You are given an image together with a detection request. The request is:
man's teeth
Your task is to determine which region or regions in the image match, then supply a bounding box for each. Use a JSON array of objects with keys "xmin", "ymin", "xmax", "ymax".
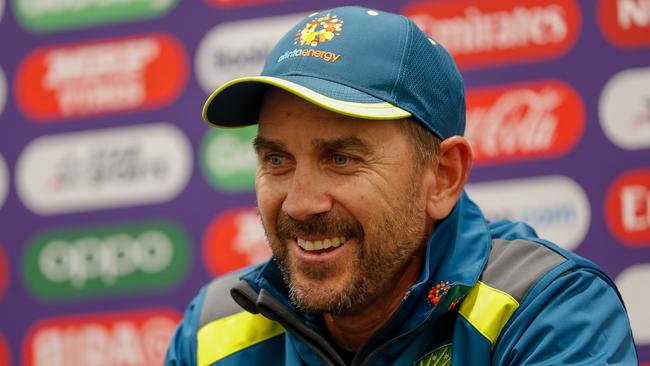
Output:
[{"xmin": 297, "ymin": 237, "xmax": 347, "ymax": 251}]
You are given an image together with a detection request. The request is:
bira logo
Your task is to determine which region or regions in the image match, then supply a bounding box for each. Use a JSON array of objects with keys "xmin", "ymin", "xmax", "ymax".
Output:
[
  {"xmin": 598, "ymin": 0, "xmax": 650, "ymax": 48},
  {"xmin": 465, "ymin": 80, "xmax": 585, "ymax": 165},
  {"xmin": 402, "ymin": 0, "xmax": 581, "ymax": 69},
  {"xmin": 606, "ymin": 169, "xmax": 650, "ymax": 246},
  {"xmin": 15, "ymin": 33, "xmax": 187, "ymax": 122},
  {"xmin": 203, "ymin": 207, "xmax": 272, "ymax": 276},
  {"xmin": 22, "ymin": 308, "xmax": 180, "ymax": 366},
  {"xmin": 22, "ymin": 220, "xmax": 190, "ymax": 301}
]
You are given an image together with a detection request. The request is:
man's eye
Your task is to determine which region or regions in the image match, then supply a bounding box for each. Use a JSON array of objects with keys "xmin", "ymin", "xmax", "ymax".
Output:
[
  {"xmin": 333, "ymin": 154, "xmax": 349, "ymax": 165},
  {"xmin": 268, "ymin": 155, "xmax": 284, "ymax": 166}
]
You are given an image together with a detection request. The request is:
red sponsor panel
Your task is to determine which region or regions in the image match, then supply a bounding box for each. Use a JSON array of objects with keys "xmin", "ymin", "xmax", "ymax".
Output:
[
  {"xmin": 465, "ymin": 80, "xmax": 585, "ymax": 165},
  {"xmin": 203, "ymin": 207, "xmax": 272, "ymax": 276},
  {"xmin": 0, "ymin": 245, "xmax": 8, "ymax": 300},
  {"xmin": 206, "ymin": 0, "xmax": 285, "ymax": 7},
  {"xmin": 0, "ymin": 332, "xmax": 11, "ymax": 366},
  {"xmin": 598, "ymin": 0, "xmax": 650, "ymax": 48},
  {"xmin": 402, "ymin": 0, "xmax": 581, "ymax": 69},
  {"xmin": 22, "ymin": 308, "xmax": 180, "ymax": 366},
  {"xmin": 606, "ymin": 169, "xmax": 650, "ymax": 246},
  {"xmin": 15, "ymin": 33, "xmax": 188, "ymax": 122}
]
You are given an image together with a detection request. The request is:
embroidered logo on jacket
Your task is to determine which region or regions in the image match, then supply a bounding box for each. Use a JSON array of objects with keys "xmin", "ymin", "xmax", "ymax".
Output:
[{"xmin": 414, "ymin": 343, "xmax": 452, "ymax": 366}]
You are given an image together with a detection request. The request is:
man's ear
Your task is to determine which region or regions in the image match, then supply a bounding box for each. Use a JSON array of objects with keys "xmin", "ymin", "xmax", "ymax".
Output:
[{"xmin": 424, "ymin": 136, "xmax": 473, "ymax": 220}]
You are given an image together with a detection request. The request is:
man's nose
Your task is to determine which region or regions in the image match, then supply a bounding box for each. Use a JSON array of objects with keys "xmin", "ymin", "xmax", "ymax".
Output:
[{"xmin": 282, "ymin": 165, "xmax": 332, "ymax": 221}]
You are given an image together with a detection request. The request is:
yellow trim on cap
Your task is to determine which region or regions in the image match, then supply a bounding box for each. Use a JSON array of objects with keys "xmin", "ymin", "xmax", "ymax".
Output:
[
  {"xmin": 197, "ymin": 311, "xmax": 285, "ymax": 366},
  {"xmin": 458, "ymin": 281, "xmax": 519, "ymax": 348},
  {"xmin": 202, "ymin": 76, "xmax": 412, "ymax": 126}
]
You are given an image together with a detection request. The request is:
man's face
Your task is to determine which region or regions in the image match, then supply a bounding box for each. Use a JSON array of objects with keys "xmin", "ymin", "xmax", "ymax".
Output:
[{"xmin": 255, "ymin": 89, "xmax": 430, "ymax": 315}]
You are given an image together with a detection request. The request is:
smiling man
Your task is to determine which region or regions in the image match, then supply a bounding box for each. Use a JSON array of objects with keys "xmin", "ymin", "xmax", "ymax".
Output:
[{"xmin": 166, "ymin": 6, "xmax": 638, "ymax": 366}]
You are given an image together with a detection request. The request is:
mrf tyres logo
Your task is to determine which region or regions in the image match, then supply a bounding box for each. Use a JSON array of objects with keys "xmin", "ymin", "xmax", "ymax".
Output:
[
  {"xmin": 22, "ymin": 220, "xmax": 190, "ymax": 301},
  {"xmin": 599, "ymin": 67, "xmax": 650, "ymax": 150},
  {"xmin": 277, "ymin": 12, "xmax": 344, "ymax": 64},
  {"xmin": 13, "ymin": 0, "xmax": 177, "ymax": 32},
  {"xmin": 16, "ymin": 122, "xmax": 192, "ymax": 215},
  {"xmin": 465, "ymin": 80, "xmax": 585, "ymax": 165},
  {"xmin": 402, "ymin": 0, "xmax": 581, "ymax": 69},
  {"xmin": 203, "ymin": 207, "xmax": 272, "ymax": 276},
  {"xmin": 195, "ymin": 12, "xmax": 305, "ymax": 95},
  {"xmin": 606, "ymin": 169, "xmax": 650, "ymax": 246},
  {"xmin": 16, "ymin": 33, "xmax": 187, "ymax": 122},
  {"xmin": 466, "ymin": 175, "xmax": 590, "ymax": 251},
  {"xmin": 598, "ymin": 0, "xmax": 650, "ymax": 48},
  {"xmin": 22, "ymin": 308, "xmax": 180, "ymax": 366},
  {"xmin": 201, "ymin": 125, "xmax": 257, "ymax": 193}
]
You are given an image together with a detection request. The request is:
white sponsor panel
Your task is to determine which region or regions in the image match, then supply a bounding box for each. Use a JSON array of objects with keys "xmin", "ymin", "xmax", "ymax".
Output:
[
  {"xmin": 0, "ymin": 0, "xmax": 4, "ymax": 24},
  {"xmin": 599, "ymin": 67, "xmax": 650, "ymax": 150},
  {"xmin": 615, "ymin": 264, "xmax": 650, "ymax": 344},
  {"xmin": 195, "ymin": 12, "xmax": 306, "ymax": 94},
  {"xmin": 16, "ymin": 123, "xmax": 192, "ymax": 215},
  {"xmin": 0, "ymin": 154, "xmax": 8, "ymax": 211},
  {"xmin": 0, "ymin": 67, "xmax": 6, "ymax": 117},
  {"xmin": 466, "ymin": 176, "xmax": 590, "ymax": 251}
]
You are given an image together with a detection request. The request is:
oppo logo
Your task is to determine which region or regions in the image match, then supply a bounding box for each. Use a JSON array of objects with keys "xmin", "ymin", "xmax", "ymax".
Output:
[
  {"xmin": 23, "ymin": 220, "xmax": 190, "ymax": 300},
  {"xmin": 616, "ymin": 264, "xmax": 650, "ymax": 345},
  {"xmin": 0, "ymin": 154, "xmax": 8, "ymax": 211},
  {"xmin": 599, "ymin": 67, "xmax": 650, "ymax": 150},
  {"xmin": 402, "ymin": 0, "xmax": 581, "ymax": 69},
  {"xmin": 466, "ymin": 80, "xmax": 585, "ymax": 165},
  {"xmin": 16, "ymin": 33, "xmax": 187, "ymax": 122},
  {"xmin": 16, "ymin": 123, "xmax": 192, "ymax": 215},
  {"xmin": 195, "ymin": 12, "xmax": 305, "ymax": 95},
  {"xmin": 466, "ymin": 176, "xmax": 590, "ymax": 251},
  {"xmin": 605, "ymin": 168, "xmax": 650, "ymax": 245},
  {"xmin": 22, "ymin": 308, "xmax": 180, "ymax": 366},
  {"xmin": 598, "ymin": 0, "xmax": 650, "ymax": 48},
  {"xmin": 203, "ymin": 207, "xmax": 272, "ymax": 276}
]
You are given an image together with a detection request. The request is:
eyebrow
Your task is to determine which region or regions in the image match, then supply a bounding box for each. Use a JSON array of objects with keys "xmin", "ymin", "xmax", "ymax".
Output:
[{"xmin": 253, "ymin": 136, "xmax": 373, "ymax": 156}]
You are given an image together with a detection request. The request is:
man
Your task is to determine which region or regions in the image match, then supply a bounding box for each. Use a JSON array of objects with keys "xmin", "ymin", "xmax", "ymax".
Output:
[{"xmin": 166, "ymin": 6, "xmax": 638, "ymax": 365}]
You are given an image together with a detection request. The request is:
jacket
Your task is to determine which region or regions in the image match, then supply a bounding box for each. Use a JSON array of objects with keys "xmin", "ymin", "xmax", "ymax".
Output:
[{"xmin": 165, "ymin": 192, "xmax": 638, "ymax": 365}]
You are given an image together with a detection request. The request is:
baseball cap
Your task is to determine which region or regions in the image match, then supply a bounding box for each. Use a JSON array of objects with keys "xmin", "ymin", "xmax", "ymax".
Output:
[{"xmin": 202, "ymin": 6, "xmax": 465, "ymax": 140}]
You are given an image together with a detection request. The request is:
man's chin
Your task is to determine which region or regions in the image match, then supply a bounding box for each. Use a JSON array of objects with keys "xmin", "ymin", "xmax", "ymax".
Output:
[{"xmin": 287, "ymin": 275, "xmax": 356, "ymax": 314}]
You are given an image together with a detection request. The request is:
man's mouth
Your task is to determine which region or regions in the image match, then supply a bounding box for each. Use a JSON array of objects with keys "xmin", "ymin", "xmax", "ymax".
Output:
[{"xmin": 297, "ymin": 236, "xmax": 348, "ymax": 252}]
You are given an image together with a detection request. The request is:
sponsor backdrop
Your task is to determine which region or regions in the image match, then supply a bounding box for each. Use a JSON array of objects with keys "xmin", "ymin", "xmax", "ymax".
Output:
[{"xmin": 0, "ymin": 0, "xmax": 648, "ymax": 364}]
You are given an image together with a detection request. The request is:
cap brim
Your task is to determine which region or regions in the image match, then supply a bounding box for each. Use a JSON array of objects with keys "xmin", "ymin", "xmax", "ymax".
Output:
[{"xmin": 202, "ymin": 75, "xmax": 412, "ymax": 127}]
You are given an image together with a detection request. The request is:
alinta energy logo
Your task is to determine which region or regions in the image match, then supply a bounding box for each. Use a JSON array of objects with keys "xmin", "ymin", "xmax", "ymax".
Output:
[
  {"xmin": 202, "ymin": 207, "xmax": 272, "ymax": 276},
  {"xmin": 22, "ymin": 220, "xmax": 190, "ymax": 301},
  {"xmin": 277, "ymin": 12, "xmax": 344, "ymax": 64},
  {"xmin": 13, "ymin": 0, "xmax": 178, "ymax": 32},
  {"xmin": 22, "ymin": 308, "xmax": 180, "ymax": 366},
  {"xmin": 465, "ymin": 80, "xmax": 585, "ymax": 165},
  {"xmin": 598, "ymin": 0, "xmax": 650, "ymax": 48},
  {"xmin": 402, "ymin": 0, "xmax": 581, "ymax": 69},
  {"xmin": 15, "ymin": 33, "xmax": 187, "ymax": 122},
  {"xmin": 605, "ymin": 168, "xmax": 650, "ymax": 246}
]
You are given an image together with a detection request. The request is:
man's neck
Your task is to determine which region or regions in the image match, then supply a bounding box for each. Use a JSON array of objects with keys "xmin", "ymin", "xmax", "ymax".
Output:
[{"xmin": 322, "ymin": 249, "xmax": 425, "ymax": 350}]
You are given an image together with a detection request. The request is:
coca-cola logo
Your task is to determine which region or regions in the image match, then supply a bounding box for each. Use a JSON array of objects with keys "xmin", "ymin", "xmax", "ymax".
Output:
[
  {"xmin": 401, "ymin": 0, "xmax": 581, "ymax": 69},
  {"xmin": 202, "ymin": 207, "xmax": 272, "ymax": 276},
  {"xmin": 22, "ymin": 308, "xmax": 180, "ymax": 366},
  {"xmin": 605, "ymin": 169, "xmax": 650, "ymax": 246},
  {"xmin": 15, "ymin": 33, "xmax": 187, "ymax": 122},
  {"xmin": 465, "ymin": 80, "xmax": 585, "ymax": 165},
  {"xmin": 598, "ymin": 0, "xmax": 650, "ymax": 48}
]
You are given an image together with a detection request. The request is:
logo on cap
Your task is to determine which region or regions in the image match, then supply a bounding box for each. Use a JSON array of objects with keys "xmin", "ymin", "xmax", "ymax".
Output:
[{"xmin": 294, "ymin": 13, "xmax": 343, "ymax": 47}]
